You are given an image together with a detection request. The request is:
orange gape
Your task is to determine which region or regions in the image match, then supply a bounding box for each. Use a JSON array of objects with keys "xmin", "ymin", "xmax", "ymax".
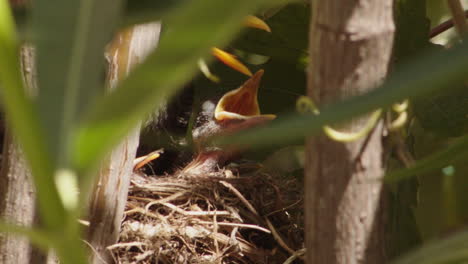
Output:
[
  {"xmin": 215, "ymin": 70, "xmax": 275, "ymax": 122},
  {"xmin": 222, "ymin": 90, "xmax": 256, "ymax": 116}
]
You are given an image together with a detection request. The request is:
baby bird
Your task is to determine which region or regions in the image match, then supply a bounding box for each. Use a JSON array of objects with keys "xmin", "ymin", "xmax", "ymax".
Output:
[{"xmin": 183, "ymin": 69, "xmax": 276, "ymax": 176}]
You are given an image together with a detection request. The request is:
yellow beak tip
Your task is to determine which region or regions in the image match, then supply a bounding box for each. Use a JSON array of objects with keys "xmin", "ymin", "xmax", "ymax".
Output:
[
  {"xmin": 244, "ymin": 15, "xmax": 272, "ymax": 32},
  {"xmin": 212, "ymin": 47, "xmax": 253, "ymax": 77}
]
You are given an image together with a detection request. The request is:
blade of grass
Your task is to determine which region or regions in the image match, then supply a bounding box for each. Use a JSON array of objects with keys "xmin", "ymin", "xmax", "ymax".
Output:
[
  {"xmin": 73, "ymin": 0, "xmax": 278, "ymax": 170},
  {"xmin": 392, "ymin": 229, "xmax": 468, "ymax": 264},
  {"xmin": 0, "ymin": 0, "xmax": 65, "ymax": 229},
  {"xmin": 212, "ymin": 40, "xmax": 468, "ymax": 148}
]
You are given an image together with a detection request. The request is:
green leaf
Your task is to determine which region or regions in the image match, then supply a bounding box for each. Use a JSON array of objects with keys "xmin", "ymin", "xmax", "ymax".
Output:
[
  {"xmin": 73, "ymin": 0, "xmax": 282, "ymax": 170},
  {"xmin": 385, "ymin": 135, "xmax": 468, "ymax": 182},
  {"xmin": 392, "ymin": 229, "xmax": 468, "ymax": 264},
  {"xmin": 13, "ymin": 1, "xmax": 183, "ymax": 42},
  {"xmin": 0, "ymin": 222, "xmax": 53, "ymax": 251},
  {"xmin": 212, "ymin": 39, "xmax": 468, "ymax": 148},
  {"xmin": 0, "ymin": 0, "xmax": 65, "ymax": 229},
  {"xmin": 32, "ymin": 0, "xmax": 123, "ymax": 167},
  {"xmin": 121, "ymin": 0, "xmax": 186, "ymax": 27},
  {"xmin": 15, "ymin": 0, "xmax": 294, "ymax": 42}
]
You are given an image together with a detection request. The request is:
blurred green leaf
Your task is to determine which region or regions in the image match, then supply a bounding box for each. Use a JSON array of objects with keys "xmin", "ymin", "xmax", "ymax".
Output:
[
  {"xmin": 12, "ymin": 1, "xmax": 182, "ymax": 41},
  {"xmin": 73, "ymin": 0, "xmax": 283, "ymax": 170},
  {"xmin": 0, "ymin": 222, "xmax": 53, "ymax": 251},
  {"xmin": 0, "ymin": 0, "xmax": 65, "ymax": 228},
  {"xmin": 14, "ymin": 0, "xmax": 294, "ymax": 41},
  {"xmin": 122, "ymin": 0, "xmax": 186, "ymax": 26},
  {"xmin": 33, "ymin": 0, "xmax": 123, "ymax": 167},
  {"xmin": 213, "ymin": 39, "xmax": 468, "ymax": 148},
  {"xmin": 392, "ymin": 229, "xmax": 468, "ymax": 264},
  {"xmin": 27, "ymin": 0, "xmax": 124, "ymax": 262},
  {"xmin": 385, "ymin": 135, "xmax": 468, "ymax": 182}
]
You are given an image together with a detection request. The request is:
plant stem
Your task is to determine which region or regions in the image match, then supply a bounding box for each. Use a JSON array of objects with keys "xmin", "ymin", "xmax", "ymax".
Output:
[
  {"xmin": 429, "ymin": 10, "xmax": 468, "ymax": 38},
  {"xmin": 447, "ymin": 0, "xmax": 468, "ymax": 36}
]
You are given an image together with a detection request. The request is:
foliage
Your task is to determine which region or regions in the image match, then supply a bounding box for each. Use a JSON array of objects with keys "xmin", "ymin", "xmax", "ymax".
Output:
[
  {"xmin": 0, "ymin": 0, "xmax": 467, "ymax": 263},
  {"xmin": 0, "ymin": 0, "xmax": 293, "ymax": 263}
]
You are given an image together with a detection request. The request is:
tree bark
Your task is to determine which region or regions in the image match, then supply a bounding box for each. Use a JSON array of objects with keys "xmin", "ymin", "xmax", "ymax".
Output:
[
  {"xmin": 0, "ymin": 130, "xmax": 36, "ymax": 264},
  {"xmin": 0, "ymin": 46, "xmax": 40, "ymax": 264},
  {"xmin": 305, "ymin": 1, "xmax": 394, "ymax": 263},
  {"xmin": 87, "ymin": 22, "xmax": 161, "ymax": 264}
]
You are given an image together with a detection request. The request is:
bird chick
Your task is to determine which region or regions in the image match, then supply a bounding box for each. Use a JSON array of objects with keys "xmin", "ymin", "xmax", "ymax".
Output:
[{"xmin": 183, "ymin": 70, "xmax": 275, "ymax": 176}]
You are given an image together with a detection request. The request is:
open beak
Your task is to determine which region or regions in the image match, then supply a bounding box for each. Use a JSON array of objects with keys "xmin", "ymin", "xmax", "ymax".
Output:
[
  {"xmin": 214, "ymin": 69, "xmax": 276, "ymax": 122},
  {"xmin": 185, "ymin": 70, "xmax": 275, "ymax": 175}
]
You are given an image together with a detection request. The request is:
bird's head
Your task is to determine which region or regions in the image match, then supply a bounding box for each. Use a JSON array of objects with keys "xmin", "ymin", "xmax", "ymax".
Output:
[
  {"xmin": 186, "ymin": 69, "xmax": 275, "ymax": 175},
  {"xmin": 193, "ymin": 69, "xmax": 276, "ymax": 146}
]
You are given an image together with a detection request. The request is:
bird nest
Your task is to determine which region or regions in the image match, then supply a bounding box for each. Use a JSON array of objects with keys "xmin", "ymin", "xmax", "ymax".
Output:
[{"xmin": 109, "ymin": 166, "xmax": 304, "ymax": 264}]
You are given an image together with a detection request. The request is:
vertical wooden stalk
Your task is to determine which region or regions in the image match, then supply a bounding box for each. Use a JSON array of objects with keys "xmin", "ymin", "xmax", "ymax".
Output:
[
  {"xmin": 87, "ymin": 22, "xmax": 161, "ymax": 264},
  {"xmin": 0, "ymin": 131, "xmax": 36, "ymax": 264},
  {"xmin": 0, "ymin": 46, "xmax": 39, "ymax": 264},
  {"xmin": 305, "ymin": 1, "xmax": 394, "ymax": 263}
]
